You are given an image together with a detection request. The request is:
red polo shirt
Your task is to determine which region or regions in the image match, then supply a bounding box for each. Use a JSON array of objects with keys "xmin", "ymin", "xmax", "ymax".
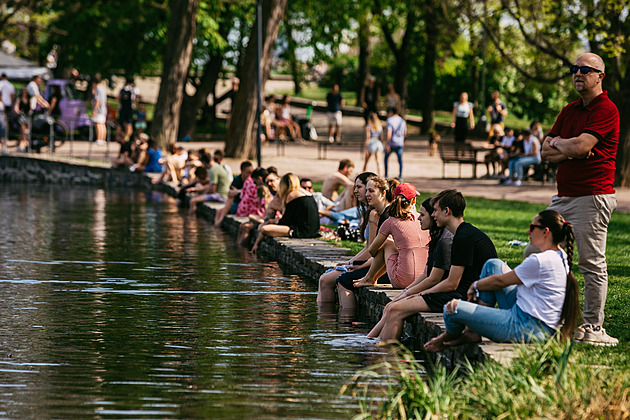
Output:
[{"xmin": 548, "ymin": 91, "xmax": 619, "ymax": 197}]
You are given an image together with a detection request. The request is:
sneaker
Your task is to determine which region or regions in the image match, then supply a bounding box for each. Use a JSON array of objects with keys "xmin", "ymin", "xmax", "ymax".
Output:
[
  {"xmin": 504, "ymin": 179, "xmax": 513, "ymax": 186},
  {"xmin": 573, "ymin": 323, "xmax": 590, "ymax": 341},
  {"xmin": 582, "ymin": 325, "xmax": 619, "ymax": 347},
  {"xmin": 514, "ymin": 180, "xmax": 522, "ymax": 186},
  {"xmin": 328, "ymin": 136, "xmax": 334, "ymax": 143}
]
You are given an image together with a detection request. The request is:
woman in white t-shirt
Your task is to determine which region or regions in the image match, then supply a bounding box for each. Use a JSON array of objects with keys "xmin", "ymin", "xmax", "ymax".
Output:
[
  {"xmin": 450, "ymin": 92, "xmax": 475, "ymax": 143},
  {"xmin": 425, "ymin": 210, "xmax": 579, "ymax": 352}
]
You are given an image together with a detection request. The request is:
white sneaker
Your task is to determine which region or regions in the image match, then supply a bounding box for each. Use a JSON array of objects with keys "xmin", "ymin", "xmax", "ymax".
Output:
[
  {"xmin": 514, "ymin": 180, "xmax": 522, "ymax": 186},
  {"xmin": 573, "ymin": 323, "xmax": 590, "ymax": 341},
  {"xmin": 328, "ymin": 136, "xmax": 334, "ymax": 143},
  {"xmin": 582, "ymin": 325, "xmax": 618, "ymax": 347},
  {"xmin": 96, "ymin": 140, "xmax": 106, "ymax": 146}
]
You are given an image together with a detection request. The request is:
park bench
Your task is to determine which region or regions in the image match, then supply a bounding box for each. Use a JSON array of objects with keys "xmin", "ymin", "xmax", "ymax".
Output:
[
  {"xmin": 438, "ymin": 142, "xmax": 485, "ymax": 178},
  {"xmin": 314, "ymin": 139, "xmax": 364, "ymax": 160}
]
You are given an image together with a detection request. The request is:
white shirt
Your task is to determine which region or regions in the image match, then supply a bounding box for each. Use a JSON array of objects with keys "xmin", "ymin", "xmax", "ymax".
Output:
[
  {"xmin": 27, "ymin": 80, "xmax": 40, "ymax": 110},
  {"xmin": 514, "ymin": 249, "xmax": 569, "ymax": 329},
  {"xmin": 0, "ymin": 80, "xmax": 15, "ymax": 108}
]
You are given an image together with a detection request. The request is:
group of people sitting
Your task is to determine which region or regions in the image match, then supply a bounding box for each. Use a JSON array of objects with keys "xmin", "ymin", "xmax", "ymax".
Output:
[
  {"xmin": 483, "ymin": 121, "xmax": 545, "ymax": 186},
  {"xmin": 260, "ymin": 95, "xmax": 303, "ymax": 142},
  {"xmin": 140, "ymin": 143, "xmax": 578, "ymax": 352},
  {"xmin": 316, "ymin": 173, "xmax": 579, "ymax": 351}
]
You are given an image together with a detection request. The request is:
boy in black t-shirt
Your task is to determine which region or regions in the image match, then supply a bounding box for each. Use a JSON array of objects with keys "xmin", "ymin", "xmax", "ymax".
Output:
[{"xmin": 415, "ymin": 189, "xmax": 497, "ymax": 312}]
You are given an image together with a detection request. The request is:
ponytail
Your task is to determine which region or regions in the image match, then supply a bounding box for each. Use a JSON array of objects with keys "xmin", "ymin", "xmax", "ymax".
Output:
[
  {"xmin": 559, "ymin": 221, "xmax": 579, "ymax": 339},
  {"xmin": 537, "ymin": 210, "xmax": 578, "ymax": 339},
  {"xmin": 389, "ymin": 195, "xmax": 414, "ymax": 220}
]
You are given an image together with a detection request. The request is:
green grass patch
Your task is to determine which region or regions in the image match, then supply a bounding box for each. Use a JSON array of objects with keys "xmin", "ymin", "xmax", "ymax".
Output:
[{"xmin": 344, "ymin": 339, "xmax": 630, "ymax": 419}]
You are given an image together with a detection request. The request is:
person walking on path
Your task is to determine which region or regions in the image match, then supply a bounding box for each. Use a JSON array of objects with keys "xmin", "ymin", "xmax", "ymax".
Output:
[
  {"xmin": 384, "ymin": 83, "xmax": 401, "ymax": 114},
  {"xmin": 539, "ymin": 52, "xmax": 619, "ymax": 346},
  {"xmin": 451, "ymin": 92, "xmax": 475, "ymax": 143},
  {"xmin": 384, "ymin": 107, "xmax": 406, "ymax": 180},
  {"xmin": 326, "ymin": 84, "xmax": 344, "ymax": 143},
  {"xmin": 363, "ymin": 112, "xmax": 384, "ymax": 175}
]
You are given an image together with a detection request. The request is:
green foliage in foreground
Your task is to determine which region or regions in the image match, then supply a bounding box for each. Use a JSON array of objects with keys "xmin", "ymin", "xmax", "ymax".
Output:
[{"xmin": 343, "ymin": 340, "xmax": 630, "ymax": 419}]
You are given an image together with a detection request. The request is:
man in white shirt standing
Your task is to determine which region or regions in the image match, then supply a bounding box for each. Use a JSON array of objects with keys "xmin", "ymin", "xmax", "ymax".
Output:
[{"xmin": 26, "ymin": 75, "xmax": 49, "ymax": 111}]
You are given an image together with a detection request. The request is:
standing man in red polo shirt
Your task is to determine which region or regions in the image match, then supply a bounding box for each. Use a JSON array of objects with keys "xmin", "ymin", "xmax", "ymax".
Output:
[{"xmin": 541, "ymin": 52, "xmax": 619, "ymax": 346}]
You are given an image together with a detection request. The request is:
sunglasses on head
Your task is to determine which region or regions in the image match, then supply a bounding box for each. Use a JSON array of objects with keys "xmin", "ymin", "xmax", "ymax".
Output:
[{"xmin": 569, "ymin": 65, "xmax": 602, "ymax": 75}]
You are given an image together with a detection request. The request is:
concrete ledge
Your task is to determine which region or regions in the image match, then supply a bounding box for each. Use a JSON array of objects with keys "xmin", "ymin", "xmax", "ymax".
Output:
[{"xmin": 0, "ymin": 155, "xmax": 517, "ymax": 367}]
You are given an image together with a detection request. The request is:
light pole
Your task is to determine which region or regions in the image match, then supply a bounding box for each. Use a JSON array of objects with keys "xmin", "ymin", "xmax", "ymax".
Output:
[{"xmin": 256, "ymin": 0, "xmax": 263, "ymax": 167}]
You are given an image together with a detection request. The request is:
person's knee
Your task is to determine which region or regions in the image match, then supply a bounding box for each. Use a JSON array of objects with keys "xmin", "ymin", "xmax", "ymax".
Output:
[
  {"xmin": 481, "ymin": 258, "xmax": 507, "ymax": 277},
  {"xmin": 445, "ymin": 299, "xmax": 459, "ymax": 314}
]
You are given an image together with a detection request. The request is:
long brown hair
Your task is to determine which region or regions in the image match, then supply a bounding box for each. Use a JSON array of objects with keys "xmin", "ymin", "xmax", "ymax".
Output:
[
  {"xmin": 536, "ymin": 210, "xmax": 579, "ymax": 339},
  {"xmin": 356, "ymin": 172, "xmax": 377, "ymax": 238}
]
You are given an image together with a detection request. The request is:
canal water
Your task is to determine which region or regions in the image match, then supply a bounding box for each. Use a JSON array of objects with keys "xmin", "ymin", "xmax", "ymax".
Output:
[{"xmin": 0, "ymin": 184, "xmax": 385, "ymax": 419}]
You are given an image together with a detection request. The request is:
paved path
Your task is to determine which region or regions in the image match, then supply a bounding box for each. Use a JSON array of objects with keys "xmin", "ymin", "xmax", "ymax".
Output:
[{"xmin": 24, "ymin": 135, "xmax": 630, "ymax": 214}]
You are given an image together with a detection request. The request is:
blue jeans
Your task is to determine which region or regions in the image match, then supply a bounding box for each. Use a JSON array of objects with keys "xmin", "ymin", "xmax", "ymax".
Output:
[
  {"xmin": 443, "ymin": 258, "xmax": 554, "ymax": 343},
  {"xmin": 508, "ymin": 156, "xmax": 541, "ymax": 180},
  {"xmin": 328, "ymin": 206, "xmax": 359, "ymax": 224},
  {"xmin": 385, "ymin": 145, "xmax": 403, "ymax": 179}
]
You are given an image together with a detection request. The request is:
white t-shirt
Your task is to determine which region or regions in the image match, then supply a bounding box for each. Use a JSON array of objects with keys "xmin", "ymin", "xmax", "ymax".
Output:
[
  {"xmin": 514, "ymin": 249, "xmax": 569, "ymax": 329},
  {"xmin": 94, "ymin": 84, "xmax": 108, "ymax": 117},
  {"xmin": 523, "ymin": 136, "xmax": 541, "ymax": 161},
  {"xmin": 27, "ymin": 80, "xmax": 40, "ymax": 110},
  {"xmin": 0, "ymin": 80, "xmax": 15, "ymax": 108},
  {"xmin": 501, "ymin": 135, "xmax": 515, "ymax": 148}
]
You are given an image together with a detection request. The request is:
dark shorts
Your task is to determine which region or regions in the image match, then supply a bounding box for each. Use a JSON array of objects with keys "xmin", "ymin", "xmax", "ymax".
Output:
[
  {"xmin": 337, "ymin": 267, "xmax": 390, "ymax": 293},
  {"xmin": 421, "ymin": 291, "xmax": 466, "ymax": 312},
  {"xmin": 118, "ymin": 110, "xmax": 133, "ymax": 125}
]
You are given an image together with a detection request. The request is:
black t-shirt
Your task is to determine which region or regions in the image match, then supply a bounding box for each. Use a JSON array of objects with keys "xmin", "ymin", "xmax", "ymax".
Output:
[
  {"xmin": 377, "ymin": 205, "xmax": 390, "ymax": 230},
  {"xmin": 451, "ymin": 222, "xmax": 497, "ymax": 294},
  {"xmin": 326, "ymin": 92, "xmax": 343, "ymax": 112},
  {"xmin": 279, "ymin": 195, "xmax": 319, "ymax": 238},
  {"xmin": 230, "ymin": 174, "xmax": 246, "ymax": 204},
  {"xmin": 427, "ymin": 228, "xmax": 453, "ymax": 279}
]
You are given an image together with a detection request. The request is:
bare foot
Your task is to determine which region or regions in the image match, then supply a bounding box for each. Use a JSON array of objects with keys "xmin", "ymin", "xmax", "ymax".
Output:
[
  {"xmin": 424, "ymin": 334, "xmax": 448, "ymax": 352},
  {"xmin": 353, "ymin": 277, "xmax": 376, "ymax": 288},
  {"xmin": 214, "ymin": 216, "xmax": 224, "ymax": 227},
  {"xmin": 443, "ymin": 329, "xmax": 481, "ymax": 347}
]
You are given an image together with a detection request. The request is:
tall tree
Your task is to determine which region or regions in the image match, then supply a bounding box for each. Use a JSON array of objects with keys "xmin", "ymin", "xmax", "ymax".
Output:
[
  {"xmin": 225, "ymin": 0, "xmax": 288, "ymax": 159},
  {"xmin": 372, "ymin": 0, "xmax": 421, "ymax": 113},
  {"xmin": 151, "ymin": 0, "xmax": 199, "ymax": 149}
]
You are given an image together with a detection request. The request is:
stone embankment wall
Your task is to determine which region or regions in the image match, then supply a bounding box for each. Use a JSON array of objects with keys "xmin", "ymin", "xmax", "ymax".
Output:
[{"xmin": 0, "ymin": 155, "xmax": 516, "ymax": 367}]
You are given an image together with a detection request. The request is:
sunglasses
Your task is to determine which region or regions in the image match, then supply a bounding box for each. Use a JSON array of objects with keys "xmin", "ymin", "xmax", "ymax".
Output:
[
  {"xmin": 529, "ymin": 223, "xmax": 546, "ymax": 232},
  {"xmin": 569, "ymin": 65, "xmax": 602, "ymax": 75}
]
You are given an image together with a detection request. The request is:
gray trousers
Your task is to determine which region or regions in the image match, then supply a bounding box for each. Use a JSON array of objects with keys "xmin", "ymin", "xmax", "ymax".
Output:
[{"xmin": 548, "ymin": 194, "xmax": 617, "ymax": 326}]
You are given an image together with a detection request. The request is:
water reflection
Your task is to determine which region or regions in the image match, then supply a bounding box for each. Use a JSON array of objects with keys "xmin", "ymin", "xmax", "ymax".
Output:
[{"xmin": 0, "ymin": 183, "xmax": 387, "ymax": 419}]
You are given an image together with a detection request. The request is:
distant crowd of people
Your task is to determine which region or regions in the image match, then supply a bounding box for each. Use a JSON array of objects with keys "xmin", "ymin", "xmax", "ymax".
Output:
[{"xmin": 0, "ymin": 72, "xmax": 146, "ymax": 154}]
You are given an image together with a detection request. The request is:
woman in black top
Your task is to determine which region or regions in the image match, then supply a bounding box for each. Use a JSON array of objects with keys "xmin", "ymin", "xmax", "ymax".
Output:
[{"xmin": 251, "ymin": 173, "xmax": 319, "ymax": 254}]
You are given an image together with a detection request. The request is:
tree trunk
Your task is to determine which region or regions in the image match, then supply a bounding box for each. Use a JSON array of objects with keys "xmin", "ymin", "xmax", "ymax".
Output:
[
  {"xmin": 225, "ymin": 0, "xmax": 288, "ymax": 159},
  {"xmin": 612, "ymin": 88, "xmax": 630, "ymax": 187},
  {"xmin": 285, "ymin": 18, "xmax": 302, "ymax": 95},
  {"xmin": 151, "ymin": 0, "xmax": 198, "ymax": 150},
  {"xmin": 178, "ymin": 52, "xmax": 223, "ymax": 138},
  {"xmin": 420, "ymin": 0, "xmax": 439, "ymax": 134},
  {"xmin": 356, "ymin": 12, "xmax": 371, "ymax": 103}
]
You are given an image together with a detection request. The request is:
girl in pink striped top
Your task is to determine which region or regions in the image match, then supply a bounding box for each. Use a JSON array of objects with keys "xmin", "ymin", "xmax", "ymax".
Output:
[{"xmin": 354, "ymin": 183, "xmax": 430, "ymax": 289}]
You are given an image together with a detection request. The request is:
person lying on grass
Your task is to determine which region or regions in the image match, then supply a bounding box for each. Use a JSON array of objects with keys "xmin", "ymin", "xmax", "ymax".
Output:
[{"xmin": 425, "ymin": 210, "xmax": 579, "ymax": 352}]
